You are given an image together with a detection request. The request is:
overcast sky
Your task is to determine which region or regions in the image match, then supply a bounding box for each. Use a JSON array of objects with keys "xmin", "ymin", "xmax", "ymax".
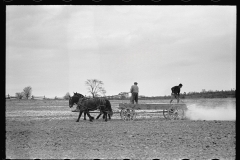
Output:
[{"xmin": 6, "ymin": 5, "xmax": 236, "ymax": 97}]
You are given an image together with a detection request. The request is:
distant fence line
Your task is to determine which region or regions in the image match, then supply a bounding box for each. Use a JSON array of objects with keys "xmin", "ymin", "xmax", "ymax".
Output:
[
  {"xmin": 5, "ymin": 94, "xmax": 65, "ymax": 100},
  {"xmin": 5, "ymin": 95, "xmax": 126, "ymax": 100},
  {"xmin": 5, "ymin": 93, "xmax": 131, "ymax": 100}
]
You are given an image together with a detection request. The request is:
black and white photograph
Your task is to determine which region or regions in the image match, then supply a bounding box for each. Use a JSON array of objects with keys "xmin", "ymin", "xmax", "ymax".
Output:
[{"xmin": 6, "ymin": 5, "xmax": 236, "ymax": 159}]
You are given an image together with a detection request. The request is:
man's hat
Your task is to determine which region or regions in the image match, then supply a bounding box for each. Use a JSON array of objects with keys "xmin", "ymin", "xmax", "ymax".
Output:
[
  {"xmin": 179, "ymin": 83, "xmax": 183, "ymax": 86},
  {"xmin": 134, "ymin": 82, "xmax": 138, "ymax": 84}
]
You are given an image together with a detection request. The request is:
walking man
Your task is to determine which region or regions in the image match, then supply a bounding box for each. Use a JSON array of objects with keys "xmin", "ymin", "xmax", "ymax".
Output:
[
  {"xmin": 170, "ymin": 83, "xmax": 183, "ymax": 104},
  {"xmin": 130, "ymin": 82, "xmax": 139, "ymax": 104}
]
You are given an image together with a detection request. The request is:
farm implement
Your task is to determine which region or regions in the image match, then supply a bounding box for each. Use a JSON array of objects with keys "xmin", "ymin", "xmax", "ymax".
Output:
[{"xmin": 118, "ymin": 103, "xmax": 188, "ymax": 121}]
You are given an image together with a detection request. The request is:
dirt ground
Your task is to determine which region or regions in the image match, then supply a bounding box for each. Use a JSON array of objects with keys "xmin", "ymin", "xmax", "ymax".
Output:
[{"xmin": 6, "ymin": 100, "xmax": 236, "ymax": 159}]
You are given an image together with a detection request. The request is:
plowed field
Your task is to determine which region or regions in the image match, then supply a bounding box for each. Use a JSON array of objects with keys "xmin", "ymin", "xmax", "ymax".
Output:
[{"xmin": 6, "ymin": 99, "xmax": 235, "ymax": 159}]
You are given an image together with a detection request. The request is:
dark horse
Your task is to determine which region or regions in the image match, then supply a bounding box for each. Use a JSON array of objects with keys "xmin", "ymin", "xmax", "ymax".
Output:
[
  {"xmin": 73, "ymin": 92, "xmax": 113, "ymax": 120},
  {"xmin": 69, "ymin": 92, "xmax": 113, "ymax": 121},
  {"xmin": 69, "ymin": 92, "xmax": 93, "ymax": 120},
  {"xmin": 76, "ymin": 97, "xmax": 113, "ymax": 122}
]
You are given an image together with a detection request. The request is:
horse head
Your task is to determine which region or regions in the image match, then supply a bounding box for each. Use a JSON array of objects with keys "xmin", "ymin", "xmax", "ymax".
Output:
[
  {"xmin": 69, "ymin": 96, "xmax": 74, "ymax": 108},
  {"xmin": 73, "ymin": 92, "xmax": 84, "ymax": 98},
  {"xmin": 69, "ymin": 94, "xmax": 85, "ymax": 108}
]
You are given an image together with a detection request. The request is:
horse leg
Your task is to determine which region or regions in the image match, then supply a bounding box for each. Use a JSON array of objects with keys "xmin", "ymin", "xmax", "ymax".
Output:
[
  {"xmin": 96, "ymin": 113, "xmax": 102, "ymax": 119},
  {"xmin": 90, "ymin": 115, "xmax": 95, "ymax": 120},
  {"xmin": 89, "ymin": 111, "xmax": 95, "ymax": 120},
  {"xmin": 76, "ymin": 111, "xmax": 83, "ymax": 122},
  {"xmin": 87, "ymin": 110, "xmax": 95, "ymax": 120},
  {"xmin": 83, "ymin": 110, "xmax": 94, "ymax": 120},
  {"xmin": 86, "ymin": 111, "xmax": 94, "ymax": 122},
  {"xmin": 104, "ymin": 111, "xmax": 108, "ymax": 122},
  {"xmin": 84, "ymin": 112, "xmax": 87, "ymax": 120}
]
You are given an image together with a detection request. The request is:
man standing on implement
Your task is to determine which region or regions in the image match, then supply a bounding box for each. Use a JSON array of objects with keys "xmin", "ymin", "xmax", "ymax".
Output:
[
  {"xmin": 170, "ymin": 83, "xmax": 183, "ymax": 104},
  {"xmin": 130, "ymin": 82, "xmax": 139, "ymax": 104}
]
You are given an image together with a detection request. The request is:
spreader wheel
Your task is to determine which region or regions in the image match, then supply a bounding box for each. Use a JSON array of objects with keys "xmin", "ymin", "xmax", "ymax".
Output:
[
  {"xmin": 120, "ymin": 108, "xmax": 136, "ymax": 121},
  {"xmin": 167, "ymin": 106, "xmax": 178, "ymax": 120},
  {"xmin": 163, "ymin": 109, "xmax": 169, "ymax": 119},
  {"xmin": 167, "ymin": 104, "xmax": 185, "ymax": 120}
]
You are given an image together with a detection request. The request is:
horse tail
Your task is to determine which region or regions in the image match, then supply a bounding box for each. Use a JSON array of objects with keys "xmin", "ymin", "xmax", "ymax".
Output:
[
  {"xmin": 97, "ymin": 98, "xmax": 113, "ymax": 116},
  {"xmin": 105, "ymin": 99, "xmax": 113, "ymax": 116}
]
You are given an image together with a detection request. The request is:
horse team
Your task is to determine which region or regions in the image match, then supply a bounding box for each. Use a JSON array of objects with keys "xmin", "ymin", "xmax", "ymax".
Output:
[{"xmin": 69, "ymin": 92, "xmax": 113, "ymax": 122}]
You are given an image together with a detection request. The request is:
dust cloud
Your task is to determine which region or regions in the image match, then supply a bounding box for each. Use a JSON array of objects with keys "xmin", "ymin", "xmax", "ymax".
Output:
[{"xmin": 185, "ymin": 104, "xmax": 236, "ymax": 121}]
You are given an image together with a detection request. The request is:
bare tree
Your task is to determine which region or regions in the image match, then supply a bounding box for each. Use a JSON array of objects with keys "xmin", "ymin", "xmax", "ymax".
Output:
[
  {"xmin": 23, "ymin": 86, "xmax": 32, "ymax": 99},
  {"xmin": 63, "ymin": 92, "xmax": 71, "ymax": 100},
  {"xmin": 15, "ymin": 92, "xmax": 24, "ymax": 99},
  {"xmin": 85, "ymin": 79, "xmax": 106, "ymax": 98}
]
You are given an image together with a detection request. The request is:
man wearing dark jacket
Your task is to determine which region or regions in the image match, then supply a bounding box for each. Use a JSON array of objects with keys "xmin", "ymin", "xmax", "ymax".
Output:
[{"xmin": 170, "ymin": 83, "xmax": 183, "ymax": 103}]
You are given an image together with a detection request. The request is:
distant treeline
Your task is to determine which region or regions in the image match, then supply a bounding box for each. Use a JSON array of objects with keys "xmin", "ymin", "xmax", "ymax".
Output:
[
  {"xmin": 181, "ymin": 89, "xmax": 235, "ymax": 99},
  {"xmin": 5, "ymin": 95, "xmax": 66, "ymax": 100},
  {"xmin": 138, "ymin": 89, "xmax": 236, "ymax": 100}
]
